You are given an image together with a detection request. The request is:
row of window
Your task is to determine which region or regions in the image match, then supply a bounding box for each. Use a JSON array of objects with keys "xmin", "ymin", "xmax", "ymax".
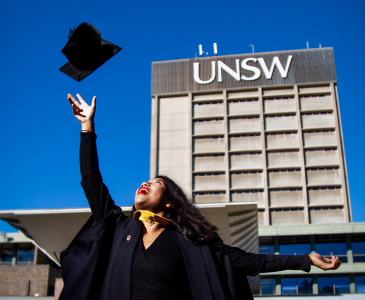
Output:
[
  {"xmin": 259, "ymin": 234, "xmax": 365, "ymax": 263},
  {"xmin": 0, "ymin": 243, "xmax": 35, "ymax": 265},
  {"xmin": 258, "ymin": 275, "xmax": 365, "ymax": 295}
]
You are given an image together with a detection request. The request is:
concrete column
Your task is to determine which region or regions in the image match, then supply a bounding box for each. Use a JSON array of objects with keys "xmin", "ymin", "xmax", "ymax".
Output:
[
  {"xmin": 11, "ymin": 243, "xmax": 18, "ymax": 265},
  {"xmin": 188, "ymin": 93, "xmax": 193, "ymax": 196},
  {"xmin": 294, "ymin": 85, "xmax": 309, "ymax": 224},
  {"xmin": 258, "ymin": 87, "xmax": 269, "ymax": 225},
  {"xmin": 33, "ymin": 245, "xmax": 38, "ymax": 265},
  {"xmin": 150, "ymin": 96, "xmax": 159, "ymax": 179},
  {"xmin": 222, "ymin": 90, "xmax": 230, "ymax": 202},
  {"xmin": 274, "ymin": 236, "xmax": 280, "ymax": 255},
  {"xmin": 332, "ymin": 83, "xmax": 351, "ymax": 222},
  {"xmin": 346, "ymin": 234, "xmax": 353, "ymax": 264},
  {"xmin": 350, "ymin": 274, "xmax": 356, "ymax": 294},
  {"xmin": 310, "ymin": 235, "xmax": 316, "ymax": 254},
  {"xmin": 312, "ymin": 275, "xmax": 319, "ymax": 294},
  {"xmin": 276, "ymin": 276, "xmax": 282, "ymax": 295}
]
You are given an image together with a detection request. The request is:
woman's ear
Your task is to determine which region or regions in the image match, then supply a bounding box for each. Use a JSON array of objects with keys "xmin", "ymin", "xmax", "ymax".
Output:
[{"xmin": 166, "ymin": 202, "xmax": 174, "ymax": 208}]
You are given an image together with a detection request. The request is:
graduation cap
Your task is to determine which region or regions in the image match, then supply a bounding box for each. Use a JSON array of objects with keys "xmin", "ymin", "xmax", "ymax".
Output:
[{"xmin": 59, "ymin": 22, "xmax": 122, "ymax": 82}]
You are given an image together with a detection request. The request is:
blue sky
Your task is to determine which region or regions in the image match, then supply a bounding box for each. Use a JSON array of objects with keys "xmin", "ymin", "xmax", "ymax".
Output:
[{"xmin": 0, "ymin": 0, "xmax": 364, "ymax": 232}]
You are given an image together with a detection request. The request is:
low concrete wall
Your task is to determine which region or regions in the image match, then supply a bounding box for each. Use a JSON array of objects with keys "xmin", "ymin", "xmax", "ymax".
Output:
[
  {"xmin": 301, "ymin": 113, "xmax": 335, "ymax": 129},
  {"xmin": 269, "ymin": 190, "xmax": 303, "ymax": 208},
  {"xmin": 193, "ymin": 102, "xmax": 224, "ymax": 118},
  {"xmin": 230, "ymin": 153, "xmax": 263, "ymax": 170},
  {"xmin": 229, "ymin": 135, "xmax": 261, "ymax": 151},
  {"xmin": 194, "ymin": 193, "xmax": 226, "ymax": 203},
  {"xmin": 265, "ymin": 115, "xmax": 297, "ymax": 131},
  {"xmin": 228, "ymin": 100, "xmax": 260, "ymax": 115},
  {"xmin": 231, "ymin": 191, "xmax": 264, "ymax": 207},
  {"xmin": 308, "ymin": 188, "xmax": 343, "ymax": 206},
  {"xmin": 303, "ymin": 131, "xmax": 337, "ymax": 148},
  {"xmin": 0, "ymin": 265, "xmax": 49, "ymax": 296},
  {"xmin": 305, "ymin": 149, "xmax": 339, "ymax": 166},
  {"xmin": 310, "ymin": 208, "xmax": 345, "ymax": 224},
  {"xmin": 230, "ymin": 172, "xmax": 263, "ymax": 189},
  {"xmin": 264, "ymin": 98, "xmax": 296, "ymax": 113},
  {"xmin": 193, "ymin": 119, "xmax": 225, "ymax": 135},
  {"xmin": 193, "ymin": 137, "xmax": 225, "ymax": 153},
  {"xmin": 266, "ymin": 133, "xmax": 299, "ymax": 150},
  {"xmin": 229, "ymin": 117, "xmax": 261, "ymax": 133},
  {"xmin": 193, "ymin": 174, "xmax": 226, "ymax": 191},
  {"xmin": 300, "ymin": 94, "xmax": 333, "ymax": 111},
  {"xmin": 271, "ymin": 210, "xmax": 305, "ymax": 225},
  {"xmin": 268, "ymin": 171, "xmax": 302, "ymax": 188},
  {"xmin": 267, "ymin": 151, "xmax": 300, "ymax": 168},
  {"xmin": 193, "ymin": 155, "xmax": 225, "ymax": 172},
  {"xmin": 306, "ymin": 169, "xmax": 341, "ymax": 186}
]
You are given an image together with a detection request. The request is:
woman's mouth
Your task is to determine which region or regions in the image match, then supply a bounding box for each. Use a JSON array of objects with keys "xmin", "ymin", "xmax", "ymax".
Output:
[{"xmin": 138, "ymin": 187, "xmax": 150, "ymax": 195}]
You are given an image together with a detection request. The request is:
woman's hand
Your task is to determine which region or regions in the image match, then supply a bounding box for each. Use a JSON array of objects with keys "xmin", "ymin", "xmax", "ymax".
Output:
[
  {"xmin": 67, "ymin": 94, "xmax": 96, "ymax": 132},
  {"xmin": 309, "ymin": 253, "xmax": 341, "ymax": 270}
]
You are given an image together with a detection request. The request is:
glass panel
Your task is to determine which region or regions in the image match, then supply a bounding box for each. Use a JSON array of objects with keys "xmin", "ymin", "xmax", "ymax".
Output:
[
  {"xmin": 318, "ymin": 277, "xmax": 333, "ymax": 294},
  {"xmin": 297, "ymin": 278, "xmax": 313, "ymax": 294},
  {"xmin": 338, "ymin": 256, "xmax": 348, "ymax": 263},
  {"xmin": 296, "ymin": 244, "xmax": 311, "ymax": 255},
  {"xmin": 334, "ymin": 277, "xmax": 350, "ymax": 294},
  {"xmin": 355, "ymin": 276, "xmax": 365, "ymax": 293},
  {"xmin": 316, "ymin": 243, "xmax": 331, "ymax": 256},
  {"xmin": 0, "ymin": 244, "xmax": 14, "ymax": 265},
  {"xmin": 281, "ymin": 278, "xmax": 297, "ymax": 295},
  {"xmin": 331, "ymin": 242, "xmax": 347, "ymax": 256},
  {"xmin": 261, "ymin": 278, "xmax": 276, "ymax": 295},
  {"xmin": 354, "ymin": 256, "xmax": 365, "ymax": 263},
  {"xmin": 17, "ymin": 243, "xmax": 35, "ymax": 265},
  {"xmin": 280, "ymin": 244, "xmax": 295, "ymax": 255},
  {"xmin": 353, "ymin": 241, "xmax": 365, "ymax": 255},
  {"xmin": 259, "ymin": 245, "xmax": 275, "ymax": 255}
]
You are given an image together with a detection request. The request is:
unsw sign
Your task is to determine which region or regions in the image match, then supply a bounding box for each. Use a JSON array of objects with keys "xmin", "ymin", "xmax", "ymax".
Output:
[{"xmin": 193, "ymin": 55, "xmax": 293, "ymax": 84}]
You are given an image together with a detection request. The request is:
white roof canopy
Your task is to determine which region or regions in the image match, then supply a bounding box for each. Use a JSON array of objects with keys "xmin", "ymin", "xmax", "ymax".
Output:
[{"xmin": 0, "ymin": 202, "xmax": 258, "ymax": 265}]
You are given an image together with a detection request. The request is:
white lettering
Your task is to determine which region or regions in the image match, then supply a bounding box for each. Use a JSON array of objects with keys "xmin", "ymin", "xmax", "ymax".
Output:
[
  {"xmin": 193, "ymin": 62, "xmax": 216, "ymax": 84},
  {"xmin": 258, "ymin": 55, "xmax": 293, "ymax": 79},
  {"xmin": 218, "ymin": 59, "xmax": 240, "ymax": 82},
  {"xmin": 241, "ymin": 58, "xmax": 261, "ymax": 81}
]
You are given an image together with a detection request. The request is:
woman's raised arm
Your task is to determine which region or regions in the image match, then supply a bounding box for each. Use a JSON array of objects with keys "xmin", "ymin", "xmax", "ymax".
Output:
[
  {"xmin": 213, "ymin": 244, "xmax": 341, "ymax": 276},
  {"xmin": 67, "ymin": 94, "xmax": 117, "ymax": 222}
]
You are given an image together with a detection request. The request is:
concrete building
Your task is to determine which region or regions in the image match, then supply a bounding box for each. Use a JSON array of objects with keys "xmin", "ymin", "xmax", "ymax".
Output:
[
  {"xmin": 0, "ymin": 232, "xmax": 61, "ymax": 296},
  {"xmin": 0, "ymin": 47, "xmax": 364, "ymax": 298},
  {"xmin": 150, "ymin": 48, "xmax": 365, "ymax": 295}
]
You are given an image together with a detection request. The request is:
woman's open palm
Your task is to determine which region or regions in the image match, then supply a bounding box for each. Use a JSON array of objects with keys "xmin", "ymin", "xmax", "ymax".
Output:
[{"xmin": 67, "ymin": 94, "xmax": 96, "ymax": 124}]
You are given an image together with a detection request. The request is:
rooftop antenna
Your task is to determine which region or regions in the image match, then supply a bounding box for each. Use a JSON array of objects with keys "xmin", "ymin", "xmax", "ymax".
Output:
[
  {"xmin": 199, "ymin": 44, "xmax": 204, "ymax": 57},
  {"xmin": 213, "ymin": 43, "xmax": 218, "ymax": 56},
  {"xmin": 249, "ymin": 44, "xmax": 254, "ymax": 53},
  {"xmin": 319, "ymin": 44, "xmax": 322, "ymax": 48},
  {"xmin": 307, "ymin": 41, "xmax": 309, "ymax": 49}
]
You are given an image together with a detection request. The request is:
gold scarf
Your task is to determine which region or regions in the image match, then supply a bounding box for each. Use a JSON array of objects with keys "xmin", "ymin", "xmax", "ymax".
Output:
[{"xmin": 133, "ymin": 210, "xmax": 173, "ymax": 226}]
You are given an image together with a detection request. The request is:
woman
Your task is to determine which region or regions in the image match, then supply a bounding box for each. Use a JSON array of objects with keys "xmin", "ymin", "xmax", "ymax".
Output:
[{"xmin": 61, "ymin": 94, "xmax": 341, "ymax": 300}]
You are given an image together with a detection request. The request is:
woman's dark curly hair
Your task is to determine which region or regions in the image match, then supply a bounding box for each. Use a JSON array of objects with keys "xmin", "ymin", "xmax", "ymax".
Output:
[{"xmin": 131, "ymin": 175, "xmax": 222, "ymax": 245}]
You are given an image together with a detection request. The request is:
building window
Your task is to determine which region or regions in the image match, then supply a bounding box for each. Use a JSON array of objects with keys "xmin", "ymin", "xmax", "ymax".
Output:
[
  {"xmin": 355, "ymin": 276, "xmax": 365, "ymax": 293},
  {"xmin": 281, "ymin": 277, "xmax": 313, "ymax": 295},
  {"xmin": 279, "ymin": 236, "xmax": 311, "ymax": 255},
  {"xmin": 260, "ymin": 277, "xmax": 276, "ymax": 295},
  {"xmin": 16, "ymin": 243, "xmax": 35, "ymax": 265},
  {"xmin": 315, "ymin": 234, "xmax": 348, "ymax": 263},
  {"xmin": 0, "ymin": 244, "xmax": 14, "ymax": 265},
  {"xmin": 318, "ymin": 276, "xmax": 350, "ymax": 294},
  {"xmin": 352, "ymin": 234, "xmax": 365, "ymax": 263},
  {"xmin": 259, "ymin": 237, "xmax": 275, "ymax": 255}
]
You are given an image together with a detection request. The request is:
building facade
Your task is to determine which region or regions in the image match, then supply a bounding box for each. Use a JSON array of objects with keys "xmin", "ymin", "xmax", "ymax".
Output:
[
  {"xmin": 0, "ymin": 232, "xmax": 61, "ymax": 296},
  {"xmin": 150, "ymin": 48, "xmax": 365, "ymax": 295}
]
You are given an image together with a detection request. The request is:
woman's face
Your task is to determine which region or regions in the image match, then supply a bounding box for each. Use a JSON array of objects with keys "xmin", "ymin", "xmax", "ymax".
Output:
[{"xmin": 134, "ymin": 178, "xmax": 171, "ymax": 215}]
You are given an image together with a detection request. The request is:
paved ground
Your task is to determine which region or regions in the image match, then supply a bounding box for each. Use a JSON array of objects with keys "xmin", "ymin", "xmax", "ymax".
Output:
[{"xmin": 0, "ymin": 298, "xmax": 52, "ymax": 299}]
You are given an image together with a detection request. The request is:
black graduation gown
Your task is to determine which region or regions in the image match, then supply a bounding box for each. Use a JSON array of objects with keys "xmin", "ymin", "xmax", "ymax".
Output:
[{"xmin": 59, "ymin": 207, "xmax": 255, "ymax": 300}]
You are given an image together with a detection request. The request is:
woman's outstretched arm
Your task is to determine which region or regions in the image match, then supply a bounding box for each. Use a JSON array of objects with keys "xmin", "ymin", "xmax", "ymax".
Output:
[
  {"xmin": 213, "ymin": 244, "xmax": 341, "ymax": 276},
  {"xmin": 67, "ymin": 94, "xmax": 117, "ymax": 222}
]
